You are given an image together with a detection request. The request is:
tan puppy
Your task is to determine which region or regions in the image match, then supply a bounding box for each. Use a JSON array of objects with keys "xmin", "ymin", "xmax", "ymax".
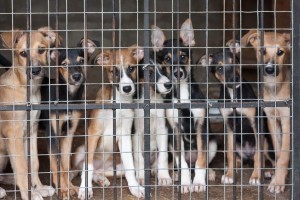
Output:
[
  {"xmin": 0, "ymin": 27, "xmax": 59, "ymax": 200},
  {"xmin": 239, "ymin": 30, "xmax": 290, "ymax": 193}
]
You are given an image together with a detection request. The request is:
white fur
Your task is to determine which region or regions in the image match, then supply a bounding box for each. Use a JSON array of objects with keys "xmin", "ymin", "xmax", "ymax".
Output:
[
  {"xmin": 119, "ymin": 67, "xmax": 135, "ymax": 96},
  {"xmin": 193, "ymin": 165, "xmax": 206, "ymax": 192}
]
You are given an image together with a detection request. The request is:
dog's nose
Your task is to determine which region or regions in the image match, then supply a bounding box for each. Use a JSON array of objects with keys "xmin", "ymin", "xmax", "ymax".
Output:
[
  {"xmin": 123, "ymin": 86, "xmax": 132, "ymax": 93},
  {"xmin": 174, "ymin": 71, "xmax": 183, "ymax": 79},
  {"xmin": 31, "ymin": 67, "xmax": 42, "ymax": 75},
  {"xmin": 72, "ymin": 73, "xmax": 82, "ymax": 82},
  {"xmin": 265, "ymin": 67, "xmax": 275, "ymax": 75},
  {"xmin": 164, "ymin": 82, "xmax": 172, "ymax": 90}
]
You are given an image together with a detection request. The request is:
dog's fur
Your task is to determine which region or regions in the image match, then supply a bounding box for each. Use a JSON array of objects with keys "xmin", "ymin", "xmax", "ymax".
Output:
[
  {"xmin": 39, "ymin": 38, "xmax": 97, "ymax": 198},
  {"xmin": 133, "ymin": 55, "xmax": 173, "ymax": 185},
  {"xmin": 236, "ymin": 30, "xmax": 291, "ymax": 193},
  {"xmin": 151, "ymin": 19, "xmax": 217, "ymax": 193},
  {"xmin": 199, "ymin": 47, "xmax": 275, "ymax": 186},
  {"xmin": 72, "ymin": 45, "xmax": 145, "ymax": 199},
  {"xmin": 0, "ymin": 27, "xmax": 59, "ymax": 200}
]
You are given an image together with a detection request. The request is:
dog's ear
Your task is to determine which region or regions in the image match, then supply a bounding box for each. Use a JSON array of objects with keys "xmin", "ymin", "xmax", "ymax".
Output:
[
  {"xmin": 38, "ymin": 26, "xmax": 63, "ymax": 46},
  {"xmin": 0, "ymin": 29, "xmax": 24, "ymax": 48},
  {"xmin": 151, "ymin": 25, "xmax": 166, "ymax": 52},
  {"xmin": 282, "ymin": 33, "xmax": 291, "ymax": 49},
  {"xmin": 79, "ymin": 38, "xmax": 99, "ymax": 55},
  {"xmin": 226, "ymin": 39, "xmax": 241, "ymax": 54},
  {"xmin": 129, "ymin": 45, "xmax": 144, "ymax": 62},
  {"xmin": 197, "ymin": 54, "xmax": 213, "ymax": 66},
  {"xmin": 180, "ymin": 18, "xmax": 195, "ymax": 47},
  {"xmin": 96, "ymin": 51, "xmax": 111, "ymax": 66},
  {"xmin": 49, "ymin": 49, "xmax": 60, "ymax": 62},
  {"xmin": 240, "ymin": 29, "xmax": 260, "ymax": 47}
]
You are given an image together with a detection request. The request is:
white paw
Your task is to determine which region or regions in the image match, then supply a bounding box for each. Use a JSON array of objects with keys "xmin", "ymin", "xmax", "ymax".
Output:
[
  {"xmin": 93, "ymin": 174, "xmax": 111, "ymax": 187},
  {"xmin": 78, "ymin": 187, "xmax": 93, "ymax": 200},
  {"xmin": 181, "ymin": 177, "xmax": 192, "ymax": 194},
  {"xmin": 34, "ymin": 185, "xmax": 55, "ymax": 197},
  {"xmin": 193, "ymin": 178, "xmax": 206, "ymax": 192},
  {"xmin": 129, "ymin": 185, "xmax": 145, "ymax": 198},
  {"xmin": 221, "ymin": 175, "xmax": 234, "ymax": 184},
  {"xmin": 267, "ymin": 178, "xmax": 285, "ymax": 194},
  {"xmin": 158, "ymin": 177, "xmax": 172, "ymax": 186},
  {"xmin": 208, "ymin": 169, "xmax": 216, "ymax": 181},
  {"xmin": 31, "ymin": 191, "xmax": 44, "ymax": 200},
  {"xmin": 249, "ymin": 178, "xmax": 261, "ymax": 186},
  {"xmin": 0, "ymin": 187, "xmax": 6, "ymax": 198},
  {"xmin": 264, "ymin": 171, "xmax": 273, "ymax": 179}
]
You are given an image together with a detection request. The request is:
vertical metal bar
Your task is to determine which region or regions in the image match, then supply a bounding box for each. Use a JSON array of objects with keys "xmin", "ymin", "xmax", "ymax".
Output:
[
  {"xmin": 143, "ymin": 0, "xmax": 151, "ymax": 199},
  {"xmin": 112, "ymin": 0, "xmax": 117, "ymax": 199},
  {"xmin": 292, "ymin": 0, "xmax": 300, "ymax": 199},
  {"xmin": 258, "ymin": 0, "xmax": 265, "ymax": 199},
  {"xmin": 26, "ymin": 0, "xmax": 32, "ymax": 198}
]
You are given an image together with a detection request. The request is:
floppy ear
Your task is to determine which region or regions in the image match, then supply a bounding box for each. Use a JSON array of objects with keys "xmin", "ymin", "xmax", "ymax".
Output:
[
  {"xmin": 197, "ymin": 54, "xmax": 213, "ymax": 66},
  {"xmin": 129, "ymin": 45, "xmax": 144, "ymax": 62},
  {"xmin": 79, "ymin": 38, "xmax": 99, "ymax": 55},
  {"xmin": 239, "ymin": 29, "xmax": 260, "ymax": 47},
  {"xmin": 226, "ymin": 39, "xmax": 241, "ymax": 54},
  {"xmin": 0, "ymin": 29, "xmax": 24, "ymax": 48},
  {"xmin": 49, "ymin": 49, "xmax": 60, "ymax": 62},
  {"xmin": 96, "ymin": 51, "xmax": 111, "ymax": 66},
  {"xmin": 38, "ymin": 26, "xmax": 63, "ymax": 46},
  {"xmin": 282, "ymin": 33, "xmax": 291, "ymax": 49},
  {"xmin": 151, "ymin": 25, "xmax": 166, "ymax": 52},
  {"xmin": 180, "ymin": 18, "xmax": 195, "ymax": 47}
]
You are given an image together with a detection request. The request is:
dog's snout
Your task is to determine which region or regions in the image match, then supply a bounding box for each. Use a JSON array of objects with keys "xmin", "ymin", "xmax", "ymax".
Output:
[
  {"xmin": 123, "ymin": 86, "xmax": 132, "ymax": 93},
  {"xmin": 174, "ymin": 71, "xmax": 183, "ymax": 79},
  {"xmin": 265, "ymin": 66, "xmax": 275, "ymax": 75},
  {"xmin": 72, "ymin": 73, "xmax": 82, "ymax": 82},
  {"xmin": 31, "ymin": 67, "xmax": 42, "ymax": 75},
  {"xmin": 164, "ymin": 82, "xmax": 172, "ymax": 90}
]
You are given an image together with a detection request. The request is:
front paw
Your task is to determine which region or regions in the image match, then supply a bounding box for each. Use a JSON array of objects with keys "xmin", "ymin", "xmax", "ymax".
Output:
[
  {"xmin": 0, "ymin": 188, "xmax": 6, "ymax": 198},
  {"xmin": 158, "ymin": 171, "xmax": 172, "ymax": 186},
  {"xmin": 34, "ymin": 185, "xmax": 55, "ymax": 198},
  {"xmin": 129, "ymin": 185, "xmax": 145, "ymax": 198},
  {"xmin": 221, "ymin": 174, "xmax": 234, "ymax": 184},
  {"xmin": 192, "ymin": 178, "xmax": 206, "ymax": 192},
  {"xmin": 181, "ymin": 177, "xmax": 192, "ymax": 194},
  {"xmin": 93, "ymin": 173, "xmax": 111, "ymax": 187},
  {"xmin": 78, "ymin": 187, "xmax": 93, "ymax": 200},
  {"xmin": 267, "ymin": 177, "xmax": 286, "ymax": 194}
]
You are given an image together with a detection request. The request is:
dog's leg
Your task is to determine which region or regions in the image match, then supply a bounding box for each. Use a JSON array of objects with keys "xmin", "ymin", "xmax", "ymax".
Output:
[
  {"xmin": 30, "ymin": 121, "xmax": 55, "ymax": 198},
  {"xmin": 249, "ymin": 133, "xmax": 261, "ymax": 185},
  {"xmin": 222, "ymin": 129, "xmax": 234, "ymax": 184},
  {"xmin": 155, "ymin": 115, "xmax": 172, "ymax": 186},
  {"xmin": 0, "ymin": 144, "xmax": 7, "ymax": 198},
  {"xmin": 78, "ymin": 115, "xmax": 103, "ymax": 200},
  {"xmin": 118, "ymin": 117, "xmax": 145, "ymax": 198},
  {"xmin": 132, "ymin": 125, "xmax": 145, "ymax": 185},
  {"xmin": 268, "ymin": 109, "xmax": 290, "ymax": 193}
]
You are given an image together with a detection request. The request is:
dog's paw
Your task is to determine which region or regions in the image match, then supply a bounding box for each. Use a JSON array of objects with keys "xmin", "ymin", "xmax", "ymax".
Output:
[
  {"xmin": 158, "ymin": 177, "xmax": 172, "ymax": 186},
  {"xmin": 31, "ymin": 191, "xmax": 44, "ymax": 200},
  {"xmin": 221, "ymin": 175, "xmax": 234, "ymax": 184},
  {"xmin": 0, "ymin": 187, "xmax": 6, "ymax": 198},
  {"xmin": 78, "ymin": 187, "xmax": 93, "ymax": 200},
  {"xmin": 264, "ymin": 171, "xmax": 273, "ymax": 179},
  {"xmin": 129, "ymin": 185, "xmax": 145, "ymax": 198},
  {"xmin": 192, "ymin": 178, "xmax": 206, "ymax": 193},
  {"xmin": 93, "ymin": 174, "xmax": 111, "ymax": 187},
  {"xmin": 208, "ymin": 169, "xmax": 216, "ymax": 181},
  {"xmin": 249, "ymin": 178, "xmax": 261, "ymax": 186},
  {"xmin": 181, "ymin": 184, "xmax": 193, "ymax": 194},
  {"xmin": 34, "ymin": 185, "xmax": 55, "ymax": 197},
  {"xmin": 267, "ymin": 178, "xmax": 286, "ymax": 194}
]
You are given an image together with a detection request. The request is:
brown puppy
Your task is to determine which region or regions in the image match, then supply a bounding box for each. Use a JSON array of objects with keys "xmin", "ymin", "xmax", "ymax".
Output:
[
  {"xmin": 0, "ymin": 27, "xmax": 59, "ymax": 200},
  {"xmin": 239, "ymin": 30, "xmax": 290, "ymax": 193}
]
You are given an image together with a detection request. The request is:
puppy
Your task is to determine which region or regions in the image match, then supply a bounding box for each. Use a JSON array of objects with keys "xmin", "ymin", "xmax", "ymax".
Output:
[
  {"xmin": 238, "ymin": 30, "xmax": 291, "ymax": 193},
  {"xmin": 0, "ymin": 27, "xmax": 59, "ymax": 200},
  {"xmin": 133, "ymin": 55, "xmax": 173, "ymax": 185},
  {"xmin": 198, "ymin": 47, "xmax": 275, "ymax": 186},
  {"xmin": 39, "ymin": 38, "xmax": 97, "ymax": 199},
  {"xmin": 74, "ymin": 45, "xmax": 145, "ymax": 199},
  {"xmin": 151, "ymin": 19, "xmax": 217, "ymax": 193}
]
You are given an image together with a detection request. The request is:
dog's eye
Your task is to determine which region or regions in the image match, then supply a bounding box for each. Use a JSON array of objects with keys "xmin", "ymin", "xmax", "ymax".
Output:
[
  {"xmin": 165, "ymin": 56, "xmax": 171, "ymax": 62},
  {"xmin": 20, "ymin": 51, "xmax": 27, "ymax": 58},
  {"xmin": 277, "ymin": 49, "xmax": 284, "ymax": 56},
  {"xmin": 180, "ymin": 54, "xmax": 187, "ymax": 60},
  {"xmin": 79, "ymin": 58, "xmax": 84, "ymax": 64},
  {"xmin": 128, "ymin": 66, "xmax": 135, "ymax": 73},
  {"xmin": 38, "ymin": 47, "xmax": 46, "ymax": 54},
  {"xmin": 217, "ymin": 66, "xmax": 223, "ymax": 72},
  {"xmin": 62, "ymin": 62, "xmax": 67, "ymax": 67}
]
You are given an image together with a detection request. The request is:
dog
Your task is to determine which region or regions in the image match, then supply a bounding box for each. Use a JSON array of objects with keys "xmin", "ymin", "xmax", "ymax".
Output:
[
  {"xmin": 73, "ymin": 45, "xmax": 145, "ymax": 199},
  {"xmin": 198, "ymin": 46, "xmax": 275, "ymax": 186},
  {"xmin": 132, "ymin": 55, "xmax": 173, "ymax": 186},
  {"xmin": 237, "ymin": 30, "xmax": 291, "ymax": 193},
  {"xmin": 0, "ymin": 27, "xmax": 59, "ymax": 200},
  {"xmin": 39, "ymin": 38, "xmax": 97, "ymax": 199},
  {"xmin": 151, "ymin": 18, "xmax": 217, "ymax": 193}
]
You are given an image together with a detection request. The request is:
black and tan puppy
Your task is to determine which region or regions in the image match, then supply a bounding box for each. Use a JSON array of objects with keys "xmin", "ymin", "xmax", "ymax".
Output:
[
  {"xmin": 0, "ymin": 27, "xmax": 59, "ymax": 200},
  {"xmin": 199, "ymin": 47, "xmax": 275, "ymax": 186},
  {"xmin": 39, "ymin": 38, "xmax": 97, "ymax": 199},
  {"xmin": 236, "ymin": 30, "xmax": 291, "ymax": 193},
  {"xmin": 151, "ymin": 19, "xmax": 217, "ymax": 193}
]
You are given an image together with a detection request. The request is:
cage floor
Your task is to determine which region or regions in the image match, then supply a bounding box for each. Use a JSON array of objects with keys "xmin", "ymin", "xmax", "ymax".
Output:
[{"xmin": 0, "ymin": 122, "xmax": 290, "ymax": 200}]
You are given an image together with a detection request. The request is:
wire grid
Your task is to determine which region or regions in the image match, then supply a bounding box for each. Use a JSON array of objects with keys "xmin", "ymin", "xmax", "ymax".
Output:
[{"xmin": 0, "ymin": 0, "xmax": 297, "ymax": 199}]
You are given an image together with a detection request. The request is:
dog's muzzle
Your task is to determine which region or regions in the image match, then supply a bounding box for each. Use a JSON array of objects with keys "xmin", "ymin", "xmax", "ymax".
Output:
[
  {"xmin": 264, "ymin": 62, "xmax": 279, "ymax": 76},
  {"xmin": 173, "ymin": 68, "xmax": 185, "ymax": 80},
  {"xmin": 70, "ymin": 72, "xmax": 84, "ymax": 85},
  {"xmin": 28, "ymin": 66, "xmax": 44, "ymax": 79}
]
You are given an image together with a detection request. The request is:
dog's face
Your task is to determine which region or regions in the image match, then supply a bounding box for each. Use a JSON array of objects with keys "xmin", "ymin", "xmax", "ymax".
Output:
[
  {"xmin": 199, "ymin": 51, "xmax": 241, "ymax": 89},
  {"xmin": 151, "ymin": 18, "xmax": 195, "ymax": 82},
  {"xmin": 243, "ymin": 30, "xmax": 290, "ymax": 82},
  {"xmin": 0, "ymin": 27, "xmax": 59, "ymax": 79},
  {"xmin": 148, "ymin": 58, "xmax": 172, "ymax": 94},
  {"xmin": 95, "ymin": 45, "xmax": 144, "ymax": 96}
]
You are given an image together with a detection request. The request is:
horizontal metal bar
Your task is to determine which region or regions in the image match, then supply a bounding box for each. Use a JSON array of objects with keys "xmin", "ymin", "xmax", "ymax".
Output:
[{"xmin": 0, "ymin": 100, "xmax": 291, "ymax": 111}]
